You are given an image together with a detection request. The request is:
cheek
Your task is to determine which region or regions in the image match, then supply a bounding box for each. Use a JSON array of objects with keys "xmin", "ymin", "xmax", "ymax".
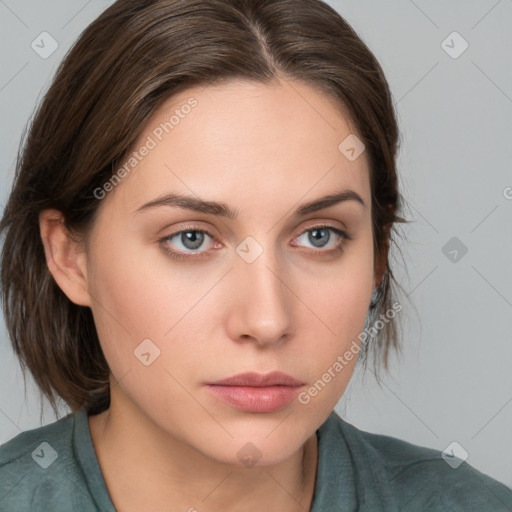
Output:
[
  {"xmin": 86, "ymin": 232, "xmax": 218, "ymax": 379},
  {"xmin": 88, "ymin": 228, "xmax": 178, "ymax": 331},
  {"xmin": 85, "ymin": 232, "xmax": 167, "ymax": 368},
  {"xmin": 300, "ymin": 235, "xmax": 374, "ymax": 336},
  {"xmin": 292, "ymin": 235, "xmax": 374, "ymax": 395},
  {"xmin": 295, "ymin": 283, "xmax": 372, "ymax": 412}
]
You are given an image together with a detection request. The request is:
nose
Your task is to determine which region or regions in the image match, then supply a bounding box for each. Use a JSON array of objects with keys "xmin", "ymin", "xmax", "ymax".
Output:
[{"xmin": 225, "ymin": 244, "xmax": 294, "ymax": 348}]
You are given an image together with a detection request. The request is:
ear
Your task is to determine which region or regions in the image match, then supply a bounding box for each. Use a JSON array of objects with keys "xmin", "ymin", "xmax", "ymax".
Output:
[{"xmin": 39, "ymin": 209, "xmax": 92, "ymax": 307}]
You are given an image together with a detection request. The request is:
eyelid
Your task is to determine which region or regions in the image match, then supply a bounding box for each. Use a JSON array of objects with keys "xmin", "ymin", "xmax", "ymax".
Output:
[{"xmin": 290, "ymin": 218, "xmax": 347, "ymax": 238}]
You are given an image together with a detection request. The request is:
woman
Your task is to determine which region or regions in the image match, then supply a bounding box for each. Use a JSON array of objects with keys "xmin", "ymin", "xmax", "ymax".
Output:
[{"xmin": 0, "ymin": 0, "xmax": 510, "ymax": 510}]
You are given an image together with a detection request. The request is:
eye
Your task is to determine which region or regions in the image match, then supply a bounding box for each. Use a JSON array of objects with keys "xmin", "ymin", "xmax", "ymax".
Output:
[
  {"xmin": 292, "ymin": 225, "xmax": 351, "ymax": 252},
  {"xmin": 160, "ymin": 227, "xmax": 217, "ymax": 260},
  {"xmin": 159, "ymin": 224, "xmax": 352, "ymax": 261}
]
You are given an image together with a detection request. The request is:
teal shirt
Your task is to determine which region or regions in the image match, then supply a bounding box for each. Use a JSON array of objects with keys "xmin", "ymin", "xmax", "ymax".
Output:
[{"xmin": 1, "ymin": 409, "xmax": 511, "ymax": 511}]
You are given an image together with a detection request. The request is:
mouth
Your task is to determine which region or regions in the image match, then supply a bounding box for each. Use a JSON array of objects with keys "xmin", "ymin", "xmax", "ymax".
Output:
[{"xmin": 205, "ymin": 371, "xmax": 304, "ymax": 413}]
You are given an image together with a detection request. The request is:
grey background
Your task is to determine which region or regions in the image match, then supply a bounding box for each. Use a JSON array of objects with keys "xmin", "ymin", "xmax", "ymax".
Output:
[{"xmin": 1, "ymin": 0, "xmax": 511, "ymax": 488}]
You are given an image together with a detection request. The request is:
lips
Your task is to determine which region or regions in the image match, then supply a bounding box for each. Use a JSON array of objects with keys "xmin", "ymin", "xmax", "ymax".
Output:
[
  {"xmin": 205, "ymin": 371, "xmax": 304, "ymax": 413},
  {"xmin": 207, "ymin": 371, "xmax": 304, "ymax": 387}
]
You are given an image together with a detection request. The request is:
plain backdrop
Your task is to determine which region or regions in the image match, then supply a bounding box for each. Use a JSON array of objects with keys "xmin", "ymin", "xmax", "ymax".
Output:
[{"xmin": 0, "ymin": 0, "xmax": 511, "ymax": 488}]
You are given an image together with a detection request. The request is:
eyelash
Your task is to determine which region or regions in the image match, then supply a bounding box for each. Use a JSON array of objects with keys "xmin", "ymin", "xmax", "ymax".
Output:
[{"xmin": 159, "ymin": 224, "xmax": 353, "ymax": 261}]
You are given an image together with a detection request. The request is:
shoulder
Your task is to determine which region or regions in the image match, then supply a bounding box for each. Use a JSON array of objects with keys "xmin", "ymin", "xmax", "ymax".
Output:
[
  {"xmin": 326, "ymin": 412, "xmax": 512, "ymax": 511},
  {"xmin": 0, "ymin": 410, "xmax": 92, "ymax": 511}
]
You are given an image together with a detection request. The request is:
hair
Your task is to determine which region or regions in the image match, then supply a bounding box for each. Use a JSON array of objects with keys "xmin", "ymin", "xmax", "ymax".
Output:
[{"xmin": 0, "ymin": 0, "xmax": 410, "ymax": 418}]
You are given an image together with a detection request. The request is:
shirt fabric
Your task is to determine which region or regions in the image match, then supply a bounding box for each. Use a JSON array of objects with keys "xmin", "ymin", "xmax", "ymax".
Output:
[{"xmin": 1, "ymin": 408, "xmax": 511, "ymax": 511}]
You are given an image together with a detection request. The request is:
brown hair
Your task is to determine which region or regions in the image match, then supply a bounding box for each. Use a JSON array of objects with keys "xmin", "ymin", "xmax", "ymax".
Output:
[{"xmin": 0, "ymin": 0, "xmax": 409, "ymax": 417}]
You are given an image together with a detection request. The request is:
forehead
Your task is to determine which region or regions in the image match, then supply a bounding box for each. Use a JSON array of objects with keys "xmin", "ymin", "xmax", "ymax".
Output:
[
  {"xmin": 102, "ymin": 79, "xmax": 370, "ymax": 217},
  {"xmin": 155, "ymin": 78, "xmax": 361, "ymax": 146}
]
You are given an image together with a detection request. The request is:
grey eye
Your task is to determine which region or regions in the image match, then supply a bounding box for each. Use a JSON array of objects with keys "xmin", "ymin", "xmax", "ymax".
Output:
[
  {"xmin": 179, "ymin": 231, "xmax": 206, "ymax": 250},
  {"xmin": 307, "ymin": 228, "xmax": 331, "ymax": 248}
]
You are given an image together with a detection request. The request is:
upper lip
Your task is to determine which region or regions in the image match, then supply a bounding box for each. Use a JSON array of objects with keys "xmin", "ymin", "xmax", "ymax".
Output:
[{"xmin": 207, "ymin": 371, "xmax": 304, "ymax": 387}]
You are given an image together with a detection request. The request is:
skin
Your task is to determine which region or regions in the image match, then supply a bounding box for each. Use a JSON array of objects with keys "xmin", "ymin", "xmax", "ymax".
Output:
[{"xmin": 40, "ymin": 78, "xmax": 384, "ymax": 512}]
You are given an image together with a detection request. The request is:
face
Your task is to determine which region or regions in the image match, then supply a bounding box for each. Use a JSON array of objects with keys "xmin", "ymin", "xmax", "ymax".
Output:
[{"xmin": 83, "ymin": 79, "xmax": 376, "ymax": 466}]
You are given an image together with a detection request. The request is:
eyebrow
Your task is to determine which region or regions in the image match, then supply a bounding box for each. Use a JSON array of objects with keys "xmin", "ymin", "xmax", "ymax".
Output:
[{"xmin": 133, "ymin": 188, "xmax": 365, "ymax": 219}]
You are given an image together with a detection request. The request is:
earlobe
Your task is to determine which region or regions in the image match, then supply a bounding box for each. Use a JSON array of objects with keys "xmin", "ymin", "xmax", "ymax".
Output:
[{"xmin": 39, "ymin": 209, "xmax": 91, "ymax": 307}]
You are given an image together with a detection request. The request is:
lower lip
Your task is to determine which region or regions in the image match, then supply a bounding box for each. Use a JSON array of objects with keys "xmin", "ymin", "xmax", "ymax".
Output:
[{"xmin": 205, "ymin": 385, "xmax": 301, "ymax": 413}]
